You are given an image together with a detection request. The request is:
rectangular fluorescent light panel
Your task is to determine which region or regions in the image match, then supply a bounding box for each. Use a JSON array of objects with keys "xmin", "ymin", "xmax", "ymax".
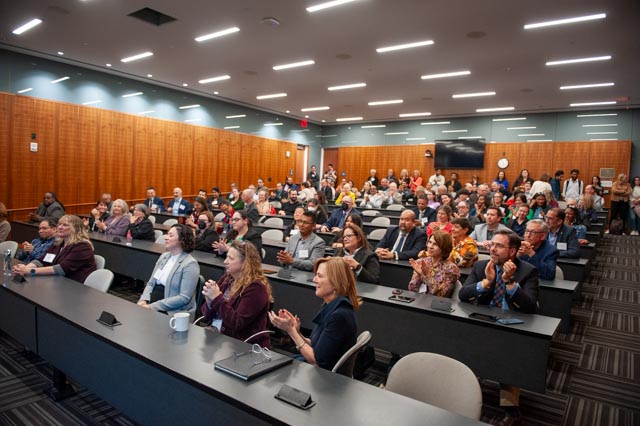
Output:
[
  {"xmin": 546, "ymin": 56, "xmax": 611, "ymax": 66},
  {"xmin": 122, "ymin": 92, "xmax": 143, "ymax": 98},
  {"xmin": 224, "ymin": 126, "xmax": 240, "ymax": 129},
  {"xmin": 507, "ymin": 126, "xmax": 536, "ymax": 130},
  {"xmin": 226, "ymin": 114, "xmax": 246, "ymax": 119},
  {"xmin": 452, "ymin": 91, "xmax": 495, "ymax": 98},
  {"xmin": 421, "ymin": 70, "xmax": 470, "ymax": 80},
  {"xmin": 560, "ymin": 82, "xmax": 614, "ymax": 90},
  {"xmin": 307, "ymin": 0, "xmax": 360, "ymax": 13},
  {"xmin": 477, "ymin": 107, "xmax": 515, "ymax": 112},
  {"xmin": 17, "ymin": 88, "xmax": 33, "ymax": 94},
  {"xmin": 399, "ymin": 112, "xmax": 431, "ymax": 117},
  {"xmin": 273, "ymin": 60, "xmax": 315, "ymax": 70},
  {"xmin": 524, "ymin": 13, "xmax": 606, "ymax": 29},
  {"xmin": 384, "ymin": 132, "xmax": 408, "ymax": 135},
  {"xmin": 121, "ymin": 52, "xmax": 154, "ymax": 63},
  {"xmin": 185, "ymin": 118, "xmax": 201, "ymax": 123},
  {"xmin": 256, "ymin": 93, "xmax": 287, "ymax": 100},
  {"xmin": 570, "ymin": 101, "xmax": 616, "ymax": 107},
  {"xmin": 442, "ymin": 129, "xmax": 468, "ymax": 133},
  {"xmin": 492, "ymin": 117, "xmax": 526, "ymax": 121},
  {"xmin": 264, "ymin": 122, "xmax": 283, "ymax": 126},
  {"xmin": 12, "ymin": 18, "xmax": 42, "ymax": 35},
  {"xmin": 199, "ymin": 75, "xmax": 231, "ymax": 84},
  {"xmin": 301, "ymin": 106, "xmax": 330, "ymax": 111},
  {"xmin": 138, "ymin": 110, "xmax": 155, "ymax": 115},
  {"xmin": 577, "ymin": 113, "xmax": 617, "ymax": 117},
  {"xmin": 368, "ymin": 99, "xmax": 403, "ymax": 106},
  {"xmin": 587, "ymin": 132, "xmax": 618, "ymax": 135},
  {"xmin": 518, "ymin": 133, "xmax": 545, "ymax": 136},
  {"xmin": 361, "ymin": 124, "xmax": 386, "ymax": 128},
  {"xmin": 179, "ymin": 104, "xmax": 200, "ymax": 109},
  {"xmin": 50, "ymin": 76, "xmax": 70, "ymax": 84},
  {"xmin": 376, "ymin": 40, "xmax": 434, "ymax": 53},
  {"xmin": 328, "ymin": 82, "xmax": 366, "ymax": 91},
  {"xmin": 336, "ymin": 117, "xmax": 363, "ymax": 122},
  {"xmin": 82, "ymin": 100, "xmax": 102, "ymax": 105},
  {"xmin": 421, "ymin": 121, "xmax": 450, "ymax": 125},
  {"xmin": 406, "ymin": 137, "xmax": 426, "ymax": 141},
  {"xmin": 582, "ymin": 124, "xmax": 618, "ymax": 127},
  {"xmin": 195, "ymin": 27, "xmax": 239, "ymax": 42}
]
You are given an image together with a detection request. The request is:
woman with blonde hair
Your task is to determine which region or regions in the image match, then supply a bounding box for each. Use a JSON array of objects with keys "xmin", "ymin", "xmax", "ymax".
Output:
[
  {"xmin": 201, "ymin": 241, "xmax": 273, "ymax": 347},
  {"xmin": 13, "ymin": 215, "xmax": 96, "ymax": 283},
  {"xmin": 269, "ymin": 257, "xmax": 361, "ymax": 370},
  {"xmin": 95, "ymin": 198, "xmax": 130, "ymax": 236}
]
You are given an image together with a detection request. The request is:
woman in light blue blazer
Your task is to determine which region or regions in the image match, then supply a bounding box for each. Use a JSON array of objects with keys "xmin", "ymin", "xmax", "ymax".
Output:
[{"xmin": 138, "ymin": 224, "xmax": 200, "ymax": 315}]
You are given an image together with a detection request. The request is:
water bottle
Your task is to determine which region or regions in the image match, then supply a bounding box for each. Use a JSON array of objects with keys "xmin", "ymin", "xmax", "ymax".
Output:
[
  {"xmin": 3, "ymin": 249, "xmax": 11, "ymax": 276},
  {"xmin": 126, "ymin": 230, "xmax": 133, "ymax": 246}
]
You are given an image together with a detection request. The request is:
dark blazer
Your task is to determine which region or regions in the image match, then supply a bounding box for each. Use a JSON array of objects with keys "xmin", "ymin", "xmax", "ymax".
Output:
[
  {"xmin": 244, "ymin": 202, "xmax": 260, "ymax": 224},
  {"xmin": 459, "ymin": 258, "xmax": 539, "ymax": 314},
  {"xmin": 335, "ymin": 247, "xmax": 380, "ymax": 284},
  {"xmin": 128, "ymin": 217, "xmax": 155, "ymax": 241},
  {"xmin": 144, "ymin": 196, "xmax": 166, "ymax": 212},
  {"xmin": 323, "ymin": 207, "xmax": 361, "ymax": 229},
  {"xmin": 195, "ymin": 228, "xmax": 220, "ymax": 252},
  {"xmin": 375, "ymin": 226, "xmax": 427, "ymax": 260},
  {"xmin": 411, "ymin": 206, "xmax": 437, "ymax": 224},
  {"xmin": 168, "ymin": 198, "xmax": 192, "ymax": 215},
  {"xmin": 310, "ymin": 296, "xmax": 357, "ymax": 370},
  {"xmin": 552, "ymin": 224, "xmax": 580, "ymax": 259},
  {"xmin": 34, "ymin": 240, "xmax": 97, "ymax": 283},
  {"xmin": 518, "ymin": 239, "xmax": 558, "ymax": 281},
  {"xmin": 320, "ymin": 185, "xmax": 333, "ymax": 201},
  {"xmin": 34, "ymin": 201, "xmax": 65, "ymax": 222},
  {"xmin": 227, "ymin": 228, "xmax": 263, "ymax": 259}
]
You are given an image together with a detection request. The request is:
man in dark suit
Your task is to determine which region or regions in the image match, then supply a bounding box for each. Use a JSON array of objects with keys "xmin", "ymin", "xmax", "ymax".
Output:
[
  {"xmin": 544, "ymin": 208, "xmax": 580, "ymax": 258},
  {"xmin": 458, "ymin": 229, "xmax": 539, "ymax": 425},
  {"xmin": 167, "ymin": 187, "xmax": 192, "ymax": 215},
  {"xmin": 411, "ymin": 195, "xmax": 437, "ymax": 226},
  {"xmin": 516, "ymin": 219, "xmax": 558, "ymax": 280},
  {"xmin": 375, "ymin": 210, "xmax": 427, "ymax": 260},
  {"xmin": 144, "ymin": 186, "xmax": 166, "ymax": 213},
  {"xmin": 321, "ymin": 196, "xmax": 360, "ymax": 232},
  {"xmin": 242, "ymin": 189, "xmax": 259, "ymax": 224}
]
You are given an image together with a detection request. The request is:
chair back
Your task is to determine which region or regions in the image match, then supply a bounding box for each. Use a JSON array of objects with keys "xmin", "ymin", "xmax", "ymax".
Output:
[
  {"xmin": 261, "ymin": 229, "xmax": 284, "ymax": 242},
  {"xmin": 94, "ymin": 254, "xmax": 106, "ymax": 270},
  {"xmin": 386, "ymin": 204, "xmax": 405, "ymax": 211},
  {"xmin": 155, "ymin": 235, "xmax": 167, "ymax": 244},
  {"xmin": 386, "ymin": 352, "xmax": 482, "ymax": 420},
  {"xmin": 148, "ymin": 215, "xmax": 156, "ymax": 224},
  {"xmin": 154, "ymin": 230, "xmax": 164, "ymax": 241},
  {"xmin": 555, "ymin": 266, "xmax": 564, "ymax": 280},
  {"xmin": 371, "ymin": 216, "xmax": 391, "ymax": 226},
  {"xmin": 362, "ymin": 210, "xmax": 381, "ymax": 217},
  {"xmin": 0, "ymin": 241, "xmax": 19, "ymax": 257},
  {"xmin": 84, "ymin": 269, "xmax": 114, "ymax": 293},
  {"xmin": 331, "ymin": 331, "xmax": 372, "ymax": 377},
  {"xmin": 263, "ymin": 217, "xmax": 284, "ymax": 227},
  {"xmin": 452, "ymin": 280, "xmax": 463, "ymax": 300},
  {"xmin": 163, "ymin": 218, "xmax": 178, "ymax": 226},
  {"xmin": 214, "ymin": 212, "xmax": 225, "ymax": 222},
  {"xmin": 368, "ymin": 228, "xmax": 387, "ymax": 240},
  {"xmin": 269, "ymin": 201, "xmax": 282, "ymax": 210},
  {"xmin": 477, "ymin": 253, "xmax": 491, "ymax": 261}
]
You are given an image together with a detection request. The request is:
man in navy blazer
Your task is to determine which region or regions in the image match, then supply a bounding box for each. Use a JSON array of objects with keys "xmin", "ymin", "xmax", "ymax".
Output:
[
  {"xmin": 144, "ymin": 186, "xmax": 166, "ymax": 212},
  {"xmin": 375, "ymin": 210, "xmax": 426, "ymax": 260},
  {"xmin": 516, "ymin": 219, "xmax": 558, "ymax": 280},
  {"xmin": 544, "ymin": 208, "xmax": 580, "ymax": 258},
  {"xmin": 167, "ymin": 187, "xmax": 192, "ymax": 216},
  {"xmin": 321, "ymin": 196, "xmax": 360, "ymax": 232},
  {"xmin": 411, "ymin": 195, "xmax": 437, "ymax": 226}
]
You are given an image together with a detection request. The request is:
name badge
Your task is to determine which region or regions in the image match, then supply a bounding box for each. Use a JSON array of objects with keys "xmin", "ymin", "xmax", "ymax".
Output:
[
  {"xmin": 43, "ymin": 253, "xmax": 56, "ymax": 263},
  {"xmin": 151, "ymin": 204, "xmax": 157, "ymax": 209},
  {"xmin": 290, "ymin": 229, "xmax": 300, "ymax": 236},
  {"xmin": 557, "ymin": 242, "xmax": 568, "ymax": 251},
  {"xmin": 211, "ymin": 319, "xmax": 223, "ymax": 332},
  {"xmin": 298, "ymin": 249, "xmax": 309, "ymax": 259},
  {"xmin": 179, "ymin": 205, "xmax": 185, "ymax": 210},
  {"xmin": 153, "ymin": 267, "xmax": 164, "ymax": 280}
]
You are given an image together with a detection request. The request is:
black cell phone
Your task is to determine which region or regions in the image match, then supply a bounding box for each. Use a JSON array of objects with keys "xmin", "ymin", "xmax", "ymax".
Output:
[
  {"xmin": 469, "ymin": 312, "xmax": 498, "ymax": 322},
  {"xmin": 388, "ymin": 295, "xmax": 415, "ymax": 303}
]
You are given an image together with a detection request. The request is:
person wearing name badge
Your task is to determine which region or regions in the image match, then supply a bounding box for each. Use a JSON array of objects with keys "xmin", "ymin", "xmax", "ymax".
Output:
[
  {"xmin": 138, "ymin": 224, "xmax": 199, "ymax": 315},
  {"xmin": 411, "ymin": 194, "xmax": 437, "ymax": 227},
  {"xmin": 408, "ymin": 231, "xmax": 459, "ymax": 298},
  {"xmin": 269, "ymin": 257, "xmax": 361, "ymax": 370},
  {"xmin": 334, "ymin": 224, "xmax": 380, "ymax": 284},
  {"xmin": 544, "ymin": 208, "xmax": 580, "ymax": 259},
  {"xmin": 201, "ymin": 240, "xmax": 273, "ymax": 347},
  {"xmin": 13, "ymin": 215, "xmax": 97, "ymax": 283},
  {"xmin": 144, "ymin": 186, "xmax": 166, "ymax": 213},
  {"xmin": 94, "ymin": 199, "xmax": 130, "ymax": 236},
  {"xmin": 18, "ymin": 218, "xmax": 57, "ymax": 263},
  {"xmin": 277, "ymin": 211, "xmax": 326, "ymax": 271},
  {"xmin": 283, "ymin": 206, "xmax": 306, "ymax": 242},
  {"xmin": 321, "ymin": 197, "xmax": 360, "ymax": 233},
  {"xmin": 212, "ymin": 210, "xmax": 263, "ymax": 259},
  {"xmin": 167, "ymin": 187, "xmax": 192, "ymax": 216}
]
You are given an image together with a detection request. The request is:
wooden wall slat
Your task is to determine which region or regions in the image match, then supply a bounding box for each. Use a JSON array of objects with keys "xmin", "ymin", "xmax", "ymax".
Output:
[
  {"xmin": 192, "ymin": 126, "xmax": 219, "ymax": 194},
  {"xmin": 134, "ymin": 117, "xmax": 166, "ymax": 198},
  {"xmin": 97, "ymin": 111, "xmax": 134, "ymax": 201},
  {"xmin": 75, "ymin": 106, "xmax": 100, "ymax": 207},
  {"xmin": 0, "ymin": 94, "xmax": 12, "ymax": 205},
  {"xmin": 56, "ymin": 104, "xmax": 80, "ymax": 206}
]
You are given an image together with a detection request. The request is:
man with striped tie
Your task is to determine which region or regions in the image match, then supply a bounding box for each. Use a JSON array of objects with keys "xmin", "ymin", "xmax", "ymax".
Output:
[{"xmin": 375, "ymin": 210, "xmax": 426, "ymax": 260}]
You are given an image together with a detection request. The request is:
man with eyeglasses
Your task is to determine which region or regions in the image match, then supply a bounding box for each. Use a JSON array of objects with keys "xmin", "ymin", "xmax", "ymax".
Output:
[
  {"xmin": 470, "ymin": 206, "xmax": 509, "ymax": 249},
  {"xmin": 459, "ymin": 229, "xmax": 539, "ymax": 426},
  {"xmin": 516, "ymin": 219, "xmax": 558, "ymax": 280},
  {"xmin": 18, "ymin": 219, "xmax": 57, "ymax": 263},
  {"xmin": 544, "ymin": 208, "xmax": 580, "ymax": 258},
  {"xmin": 321, "ymin": 196, "xmax": 360, "ymax": 233},
  {"xmin": 277, "ymin": 211, "xmax": 326, "ymax": 271}
]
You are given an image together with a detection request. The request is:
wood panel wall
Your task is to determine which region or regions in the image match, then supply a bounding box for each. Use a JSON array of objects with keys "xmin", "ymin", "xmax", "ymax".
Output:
[{"xmin": 0, "ymin": 92, "xmax": 298, "ymax": 218}]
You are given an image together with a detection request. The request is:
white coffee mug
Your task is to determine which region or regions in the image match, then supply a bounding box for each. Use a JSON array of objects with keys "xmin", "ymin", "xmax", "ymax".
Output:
[{"xmin": 169, "ymin": 312, "xmax": 190, "ymax": 332}]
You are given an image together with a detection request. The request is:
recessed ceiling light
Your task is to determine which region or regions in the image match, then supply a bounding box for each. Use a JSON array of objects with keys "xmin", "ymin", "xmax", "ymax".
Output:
[
  {"xmin": 336, "ymin": 117, "xmax": 363, "ymax": 122},
  {"xmin": 368, "ymin": 99, "xmax": 403, "ymax": 106},
  {"xmin": 179, "ymin": 104, "xmax": 200, "ymax": 109},
  {"xmin": 226, "ymin": 114, "xmax": 246, "ymax": 119},
  {"xmin": 57, "ymin": 51, "xmax": 64, "ymax": 56},
  {"xmin": 17, "ymin": 88, "xmax": 33, "ymax": 94},
  {"xmin": 122, "ymin": 92, "xmax": 143, "ymax": 98},
  {"xmin": 560, "ymin": 82, "xmax": 614, "ymax": 90},
  {"xmin": 527, "ymin": 139, "xmax": 553, "ymax": 142},
  {"xmin": 147, "ymin": 74, "xmax": 154, "ymax": 78},
  {"xmin": 421, "ymin": 121, "xmax": 450, "ymax": 125},
  {"xmin": 198, "ymin": 75, "xmax": 231, "ymax": 84},
  {"xmin": 524, "ymin": 13, "xmax": 606, "ymax": 29},
  {"xmin": 507, "ymin": 126, "xmax": 536, "ymax": 130},
  {"xmin": 50, "ymin": 76, "xmax": 70, "ymax": 84},
  {"xmin": 442, "ymin": 129, "xmax": 468, "ymax": 133},
  {"xmin": 361, "ymin": 124, "xmax": 386, "ymax": 128},
  {"xmin": 570, "ymin": 101, "xmax": 616, "ymax": 107},
  {"xmin": 182, "ymin": 83, "xmax": 188, "ymax": 87},
  {"xmin": 285, "ymin": 110, "xmax": 291, "ymax": 113},
  {"xmin": 106, "ymin": 63, "xmax": 112, "ymax": 67},
  {"xmin": 399, "ymin": 112, "xmax": 431, "ymax": 117},
  {"xmin": 307, "ymin": 0, "xmax": 361, "ymax": 13},
  {"xmin": 586, "ymin": 132, "xmax": 618, "ymax": 135},
  {"xmin": 256, "ymin": 93, "xmax": 287, "ymax": 100},
  {"xmin": 194, "ymin": 27, "xmax": 240, "ymax": 42},
  {"xmin": 421, "ymin": 70, "xmax": 470, "ymax": 80},
  {"xmin": 582, "ymin": 124, "xmax": 618, "ymax": 127},
  {"xmin": 406, "ymin": 137, "xmax": 426, "ymax": 141},
  {"xmin": 452, "ymin": 91, "xmax": 495, "ymax": 98},
  {"xmin": 492, "ymin": 117, "xmax": 526, "ymax": 121},
  {"xmin": 185, "ymin": 118, "xmax": 201, "ymax": 123},
  {"xmin": 384, "ymin": 132, "xmax": 408, "ymax": 135},
  {"xmin": 273, "ymin": 60, "xmax": 315, "ymax": 70},
  {"xmin": 546, "ymin": 56, "xmax": 611, "ymax": 66},
  {"xmin": 264, "ymin": 122, "xmax": 283, "ymax": 126},
  {"xmin": 518, "ymin": 133, "xmax": 545, "ymax": 137},
  {"xmin": 376, "ymin": 40, "xmax": 434, "ymax": 53},
  {"xmin": 301, "ymin": 106, "xmax": 330, "ymax": 111},
  {"xmin": 224, "ymin": 126, "xmax": 240, "ymax": 129},
  {"xmin": 138, "ymin": 110, "xmax": 155, "ymax": 115},
  {"xmin": 213, "ymin": 91, "xmax": 219, "ymax": 95},
  {"xmin": 82, "ymin": 100, "xmax": 102, "ymax": 105},
  {"xmin": 322, "ymin": 119, "xmax": 326, "ymax": 122},
  {"xmin": 590, "ymin": 138, "xmax": 617, "ymax": 141},
  {"xmin": 577, "ymin": 113, "xmax": 617, "ymax": 117},
  {"xmin": 121, "ymin": 51, "xmax": 153, "ymax": 63},
  {"xmin": 459, "ymin": 136, "xmax": 483, "ymax": 139},
  {"xmin": 12, "ymin": 18, "xmax": 42, "ymax": 35},
  {"xmin": 476, "ymin": 106, "xmax": 515, "ymax": 112},
  {"xmin": 328, "ymin": 82, "xmax": 366, "ymax": 91}
]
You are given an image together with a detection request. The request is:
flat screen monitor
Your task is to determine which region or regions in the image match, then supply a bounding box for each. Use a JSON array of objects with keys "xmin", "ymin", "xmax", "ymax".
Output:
[{"xmin": 434, "ymin": 139, "xmax": 486, "ymax": 169}]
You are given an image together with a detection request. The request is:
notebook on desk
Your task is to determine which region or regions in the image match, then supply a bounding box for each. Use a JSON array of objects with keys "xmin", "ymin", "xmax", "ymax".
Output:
[{"xmin": 214, "ymin": 350, "xmax": 293, "ymax": 381}]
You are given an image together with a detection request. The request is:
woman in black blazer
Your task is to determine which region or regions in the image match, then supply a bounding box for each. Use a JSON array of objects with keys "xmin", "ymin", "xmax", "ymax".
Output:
[
  {"xmin": 128, "ymin": 204, "xmax": 155, "ymax": 241},
  {"xmin": 194, "ymin": 210, "xmax": 219, "ymax": 252},
  {"xmin": 334, "ymin": 224, "xmax": 380, "ymax": 284},
  {"xmin": 212, "ymin": 210, "xmax": 263, "ymax": 259}
]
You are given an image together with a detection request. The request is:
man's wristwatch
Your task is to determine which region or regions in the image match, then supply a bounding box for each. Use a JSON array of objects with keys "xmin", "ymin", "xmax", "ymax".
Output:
[{"xmin": 29, "ymin": 268, "xmax": 36, "ymax": 277}]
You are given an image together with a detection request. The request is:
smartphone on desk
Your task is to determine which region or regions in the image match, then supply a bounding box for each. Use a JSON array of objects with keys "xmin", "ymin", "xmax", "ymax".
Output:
[
  {"xmin": 497, "ymin": 318, "xmax": 524, "ymax": 325},
  {"xmin": 388, "ymin": 294, "xmax": 415, "ymax": 303},
  {"xmin": 468, "ymin": 312, "xmax": 498, "ymax": 322}
]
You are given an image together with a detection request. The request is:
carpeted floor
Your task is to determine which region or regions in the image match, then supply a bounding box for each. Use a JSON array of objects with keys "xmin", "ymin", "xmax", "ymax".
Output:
[{"xmin": 0, "ymin": 234, "xmax": 638, "ymax": 425}]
